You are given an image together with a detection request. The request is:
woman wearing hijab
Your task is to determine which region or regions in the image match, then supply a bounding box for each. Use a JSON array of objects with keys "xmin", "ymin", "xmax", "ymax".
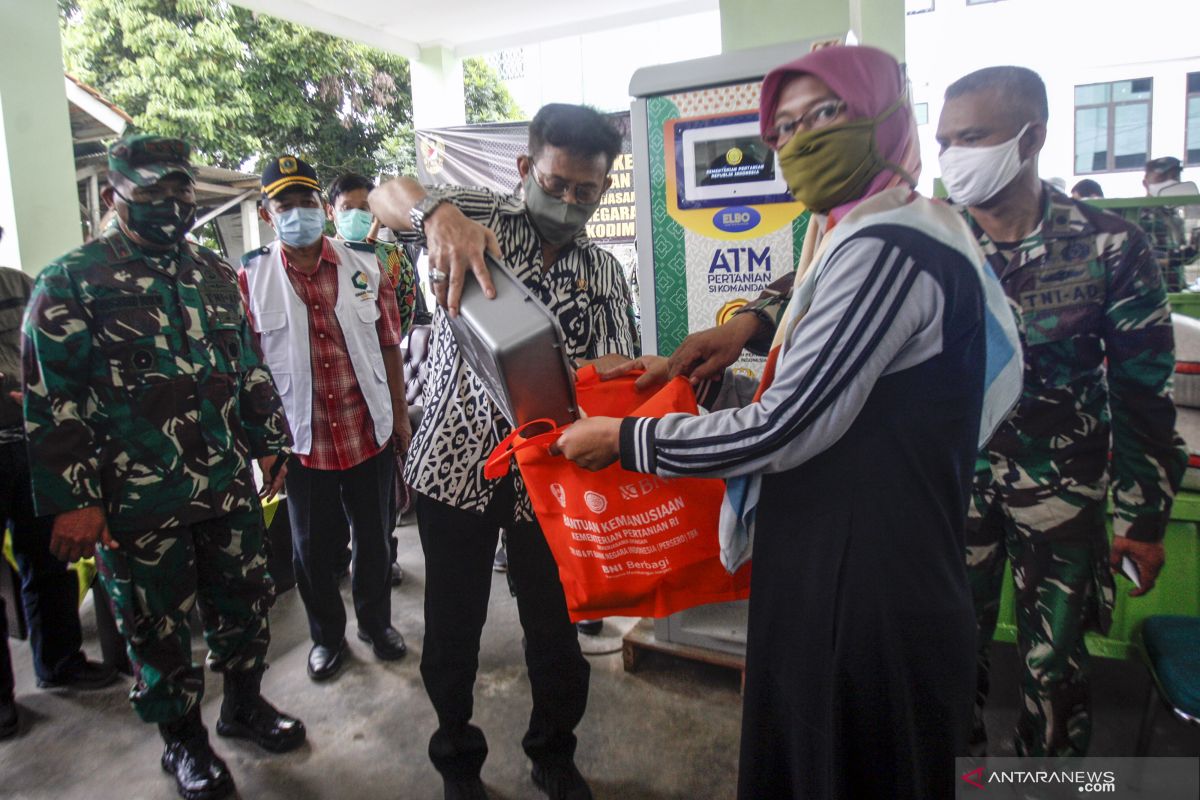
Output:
[{"xmin": 556, "ymin": 46, "xmax": 1023, "ymax": 799}]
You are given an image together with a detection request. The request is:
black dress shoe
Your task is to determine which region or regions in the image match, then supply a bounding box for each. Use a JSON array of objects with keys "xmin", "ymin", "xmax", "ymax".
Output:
[
  {"xmin": 390, "ymin": 562, "xmax": 404, "ymax": 586},
  {"xmin": 444, "ymin": 775, "xmax": 491, "ymax": 800},
  {"xmin": 576, "ymin": 620, "xmax": 603, "ymax": 636},
  {"xmin": 216, "ymin": 696, "xmax": 306, "ymax": 753},
  {"xmin": 0, "ymin": 694, "xmax": 18, "ymax": 739},
  {"xmin": 159, "ymin": 709, "xmax": 236, "ymax": 800},
  {"xmin": 36, "ymin": 659, "xmax": 119, "ymax": 690},
  {"xmin": 307, "ymin": 640, "xmax": 346, "ymax": 681},
  {"xmin": 216, "ymin": 667, "xmax": 306, "ymax": 753},
  {"xmin": 531, "ymin": 761, "xmax": 593, "ymax": 800},
  {"xmin": 357, "ymin": 626, "xmax": 407, "ymax": 660}
]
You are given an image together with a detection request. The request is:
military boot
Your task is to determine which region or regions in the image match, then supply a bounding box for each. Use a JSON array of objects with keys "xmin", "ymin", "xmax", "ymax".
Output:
[
  {"xmin": 215, "ymin": 666, "xmax": 306, "ymax": 753},
  {"xmin": 159, "ymin": 707, "xmax": 235, "ymax": 800}
]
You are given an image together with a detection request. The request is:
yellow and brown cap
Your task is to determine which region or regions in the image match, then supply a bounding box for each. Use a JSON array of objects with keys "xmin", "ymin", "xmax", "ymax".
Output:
[{"xmin": 261, "ymin": 155, "xmax": 321, "ymax": 199}]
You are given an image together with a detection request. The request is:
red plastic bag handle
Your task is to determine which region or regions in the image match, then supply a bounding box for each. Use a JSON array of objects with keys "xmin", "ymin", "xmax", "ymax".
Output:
[{"xmin": 483, "ymin": 418, "xmax": 564, "ymax": 480}]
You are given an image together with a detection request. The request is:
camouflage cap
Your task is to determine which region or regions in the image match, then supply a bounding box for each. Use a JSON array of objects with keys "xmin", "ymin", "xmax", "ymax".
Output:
[{"xmin": 108, "ymin": 134, "xmax": 195, "ymax": 187}]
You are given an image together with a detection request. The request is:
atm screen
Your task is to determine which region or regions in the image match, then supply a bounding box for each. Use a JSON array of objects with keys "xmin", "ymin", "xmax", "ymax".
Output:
[
  {"xmin": 676, "ymin": 114, "xmax": 793, "ymax": 209},
  {"xmin": 694, "ymin": 136, "xmax": 774, "ymax": 186}
]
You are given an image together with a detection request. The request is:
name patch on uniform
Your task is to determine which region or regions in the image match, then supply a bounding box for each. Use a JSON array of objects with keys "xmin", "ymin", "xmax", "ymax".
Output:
[
  {"xmin": 93, "ymin": 295, "xmax": 164, "ymax": 313},
  {"xmin": 1020, "ymin": 280, "xmax": 1103, "ymax": 312}
]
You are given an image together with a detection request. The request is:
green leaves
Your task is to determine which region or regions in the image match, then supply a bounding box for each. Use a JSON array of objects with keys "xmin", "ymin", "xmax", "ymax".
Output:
[{"xmin": 60, "ymin": 1, "xmax": 521, "ymax": 179}]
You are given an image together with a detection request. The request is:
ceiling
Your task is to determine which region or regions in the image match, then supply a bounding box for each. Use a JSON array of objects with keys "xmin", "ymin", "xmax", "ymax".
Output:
[{"xmin": 231, "ymin": 0, "xmax": 719, "ymax": 59}]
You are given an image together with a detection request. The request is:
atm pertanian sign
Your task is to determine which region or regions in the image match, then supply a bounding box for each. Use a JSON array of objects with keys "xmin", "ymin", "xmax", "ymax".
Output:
[{"xmin": 415, "ymin": 113, "xmax": 636, "ymax": 244}]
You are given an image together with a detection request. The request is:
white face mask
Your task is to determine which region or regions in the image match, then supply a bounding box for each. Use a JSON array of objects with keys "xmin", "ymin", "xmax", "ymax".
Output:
[
  {"xmin": 1146, "ymin": 180, "xmax": 1178, "ymax": 197},
  {"xmin": 938, "ymin": 123, "xmax": 1030, "ymax": 207}
]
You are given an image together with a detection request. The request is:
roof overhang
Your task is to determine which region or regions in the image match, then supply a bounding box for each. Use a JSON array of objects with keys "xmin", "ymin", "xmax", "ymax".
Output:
[{"xmin": 231, "ymin": 0, "xmax": 719, "ymax": 59}]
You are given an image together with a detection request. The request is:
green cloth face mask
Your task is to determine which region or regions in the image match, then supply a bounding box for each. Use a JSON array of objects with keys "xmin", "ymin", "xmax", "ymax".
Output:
[
  {"xmin": 776, "ymin": 96, "xmax": 911, "ymax": 213},
  {"xmin": 335, "ymin": 208, "xmax": 374, "ymax": 242}
]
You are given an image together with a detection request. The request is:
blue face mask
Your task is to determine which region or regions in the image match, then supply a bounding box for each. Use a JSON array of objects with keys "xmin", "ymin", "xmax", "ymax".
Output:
[
  {"xmin": 272, "ymin": 207, "xmax": 326, "ymax": 247},
  {"xmin": 335, "ymin": 208, "xmax": 374, "ymax": 242}
]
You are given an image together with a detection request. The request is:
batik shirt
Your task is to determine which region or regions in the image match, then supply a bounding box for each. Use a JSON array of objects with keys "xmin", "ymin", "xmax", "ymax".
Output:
[
  {"xmin": 22, "ymin": 229, "xmax": 291, "ymax": 532},
  {"xmin": 402, "ymin": 186, "xmax": 637, "ymax": 521}
]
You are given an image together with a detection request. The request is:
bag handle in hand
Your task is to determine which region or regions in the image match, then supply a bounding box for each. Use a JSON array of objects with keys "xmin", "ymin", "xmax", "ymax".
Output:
[{"xmin": 484, "ymin": 418, "xmax": 564, "ymax": 479}]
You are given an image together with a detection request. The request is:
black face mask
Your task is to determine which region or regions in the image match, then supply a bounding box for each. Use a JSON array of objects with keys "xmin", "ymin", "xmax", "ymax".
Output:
[{"xmin": 115, "ymin": 188, "xmax": 196, "ymax": 247}]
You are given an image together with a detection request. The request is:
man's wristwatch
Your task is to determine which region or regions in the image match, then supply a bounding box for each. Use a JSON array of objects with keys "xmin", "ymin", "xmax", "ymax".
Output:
[{"xmin": 410, "ymin": 191, "xmax": 446, "ymax": 238}]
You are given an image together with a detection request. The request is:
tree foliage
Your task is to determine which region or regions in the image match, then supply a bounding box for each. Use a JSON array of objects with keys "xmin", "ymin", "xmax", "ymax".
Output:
[{"xmin": 60, "ymin": 0, "xmax": 522, "ymax": 179}]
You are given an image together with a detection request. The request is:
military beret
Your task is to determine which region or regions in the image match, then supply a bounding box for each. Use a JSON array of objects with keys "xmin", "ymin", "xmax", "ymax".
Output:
[
  {"xmin": 1145, "ymin": 156, "xmax": 1182, "ymax": 174},
  {"xmin": 108, "ymin": 134, "xmax": 195, "ymax": 187},
  {"xmin": 261, "ymin": 155, "xmax": 321, "ymax": 199}
]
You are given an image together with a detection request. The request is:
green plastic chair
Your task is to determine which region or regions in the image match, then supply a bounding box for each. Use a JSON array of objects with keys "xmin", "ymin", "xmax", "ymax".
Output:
[{"xmin": 1135, "ymin": 615, "xmax": 1200, "ymax": 754}]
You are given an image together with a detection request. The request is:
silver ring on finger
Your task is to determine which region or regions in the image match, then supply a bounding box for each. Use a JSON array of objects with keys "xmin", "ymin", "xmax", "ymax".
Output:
[{"xmin": 429, "ymin": 268, "xmax": 448, "ymax": 283}]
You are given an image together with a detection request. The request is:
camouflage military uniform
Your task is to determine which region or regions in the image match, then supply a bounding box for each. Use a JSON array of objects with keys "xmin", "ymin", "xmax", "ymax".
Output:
[
  {"xmin": 22, "ymin": 227, "xmax": 291, "ymax": 723},
  {"xmin": 1138, "ymin": 205, "xmax": 1190, "ymax": 292},
  {"xmin": 965, "ymin": 185, "xmax": 1186, "ymax": 756},
  {"xmin": 375, "ymin": 240, "xmax": 418, "ymax": 337}
]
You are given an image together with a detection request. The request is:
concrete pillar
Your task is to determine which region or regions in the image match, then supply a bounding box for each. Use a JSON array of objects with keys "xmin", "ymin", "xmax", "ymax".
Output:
[
  {"xmin": 411, "ymin": 45, "xmax": 466, "ymax": 129},
  {"xmin": 0, "ymin": 0, "xmax": 82, "ymax": 274},
  {"xmin": 719, "ymin": 0, "xmax": 904, "ymax": 60}
]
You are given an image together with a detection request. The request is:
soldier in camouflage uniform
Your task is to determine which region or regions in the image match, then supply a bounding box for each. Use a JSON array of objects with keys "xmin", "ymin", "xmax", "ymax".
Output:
[
  {"xmin": 21, "ymin": 135, "xmax": 306, "ymax": 800},
  {"xmin": 1139, "ymin": 156, "xmax": 1194, "ymax": 292},
  {"xmin": 938, "ymin": 67, "xmax": 1186, "ymax": 757}
]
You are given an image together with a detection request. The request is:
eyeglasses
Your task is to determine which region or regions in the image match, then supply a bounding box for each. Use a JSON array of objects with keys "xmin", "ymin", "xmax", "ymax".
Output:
[
  {"xmin": 762, "ymin": 100, "xmax": 847, "ymax": 148},
  {"xmin": 529, "ymin": 162, "xmax": 603, "ymax": 205}
]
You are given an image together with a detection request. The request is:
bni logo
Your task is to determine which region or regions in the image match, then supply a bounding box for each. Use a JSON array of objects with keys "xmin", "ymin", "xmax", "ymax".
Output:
[{"xmin": 713, "ymin": 205, "xmax": 761, "ymax": 233}]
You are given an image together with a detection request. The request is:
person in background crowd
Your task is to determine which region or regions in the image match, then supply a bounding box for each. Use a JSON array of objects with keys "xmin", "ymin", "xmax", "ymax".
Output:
[
  {"xmin": 1139, "ymin": 156, "xmax": 1194, "ymax": 291},
  {"xmin": 2, "ymin": 238, "xmax": 118, "ymax": 742},
  {"xmin": 370, "ymin": 103, "xmax": 636, "ymax": 800},
  {"xmin": 1071, "ymin": 179, "xmax": 1104, "ymax": 200},
  {"xmin": 556, "ymin": 46, "xmax": 1022, "ymax": 799},
  {"xmin": 240, "ymin": 156, "xmax": 411, "ymax": 683},
  {"xmin": 22, "ymin": 135, "xmax": 304, "ymax": 800},
  {"xmin": 327, "ymin": 171, "xmax": 419, "ymax": 587}
]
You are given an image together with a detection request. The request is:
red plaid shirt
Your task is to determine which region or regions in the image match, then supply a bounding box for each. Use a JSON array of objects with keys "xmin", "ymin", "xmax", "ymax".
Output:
[{"xmin": 239, "ymin": 237, "xmax": 402, "ymax": 471}]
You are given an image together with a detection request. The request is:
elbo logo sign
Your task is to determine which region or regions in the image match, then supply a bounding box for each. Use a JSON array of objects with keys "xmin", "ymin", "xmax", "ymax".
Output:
[{"xmin": 713, "ymin": 206, "xmax": 761, "ymax": 233}]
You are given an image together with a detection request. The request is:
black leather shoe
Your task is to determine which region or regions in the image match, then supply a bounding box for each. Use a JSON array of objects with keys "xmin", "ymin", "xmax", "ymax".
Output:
[
  {"xmin": 444, "ymin": 775, "xmax": 491, "ymax": 800},
  {"xmin": 576, "ymin": 620, "xmax": 603, "ymax": 636},
  {"xmin": 216, "ymin": 668, "xmax": 306, "ymax": 753},
  {"xmin": 0, "ymin": 694, "xmax": 18, "ymax": 739},
  {"xmin": 159, "ymin": 710, "xmax": 235, "ymax": 800},
  {"xmin": 307, "ymin": 640, "xmax": 346, "ymax": 681},
  {"xmin": 36, "ymin": 659, "xmax": 119, "ymax": 690},
  {"xmin": 531, "ymin": 761, "xmax": 593, "ymax": 800},
  {"xmin": 357, "ymin": 626, "xmax": 407, "ymax": 660}
]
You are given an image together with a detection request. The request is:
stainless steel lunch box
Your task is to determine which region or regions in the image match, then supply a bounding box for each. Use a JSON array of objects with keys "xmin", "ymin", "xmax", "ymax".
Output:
[{"xmin": 447, "ymin": 254, "xmax": 579, "ymax": 427}]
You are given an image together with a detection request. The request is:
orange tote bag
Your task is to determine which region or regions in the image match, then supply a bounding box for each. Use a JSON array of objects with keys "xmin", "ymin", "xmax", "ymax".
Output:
[{"xmin": 485, "ymin": 367, "xmax": 751, "ymax": 621}]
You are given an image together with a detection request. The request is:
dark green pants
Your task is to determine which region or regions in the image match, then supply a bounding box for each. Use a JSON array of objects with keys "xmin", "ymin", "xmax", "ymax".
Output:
[
  {"xmin": 966, "ymin": 499, "xmax": 1110, "ymax": 757},
  {"xmin": 95, "ymin": 505, "xmax": 274, "ymax": 723}
]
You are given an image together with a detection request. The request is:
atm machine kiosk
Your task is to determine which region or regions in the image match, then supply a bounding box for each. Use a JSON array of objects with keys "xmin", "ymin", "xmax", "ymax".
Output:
[{"xmin": 629, "ymin": 36, "xmax": 843, "ymax": 656}]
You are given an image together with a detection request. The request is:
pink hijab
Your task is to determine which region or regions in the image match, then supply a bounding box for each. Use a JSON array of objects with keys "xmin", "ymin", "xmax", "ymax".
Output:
[{"xmin": 759, "ymin": 45, "xmax": 921, "ymax": 222}]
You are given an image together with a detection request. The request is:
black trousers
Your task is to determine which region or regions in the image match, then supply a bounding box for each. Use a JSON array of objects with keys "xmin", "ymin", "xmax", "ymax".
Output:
[
  {"xmin": 416, "ymin": 479, "xmax": 589, "ymax": 779},
  {"xmin": 1, "ymin": 440, "xmax": 86, "ymax": 695},
  {"xmin": 285, "ymin": 444, "xmax": 394, "ymax": 647}
]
